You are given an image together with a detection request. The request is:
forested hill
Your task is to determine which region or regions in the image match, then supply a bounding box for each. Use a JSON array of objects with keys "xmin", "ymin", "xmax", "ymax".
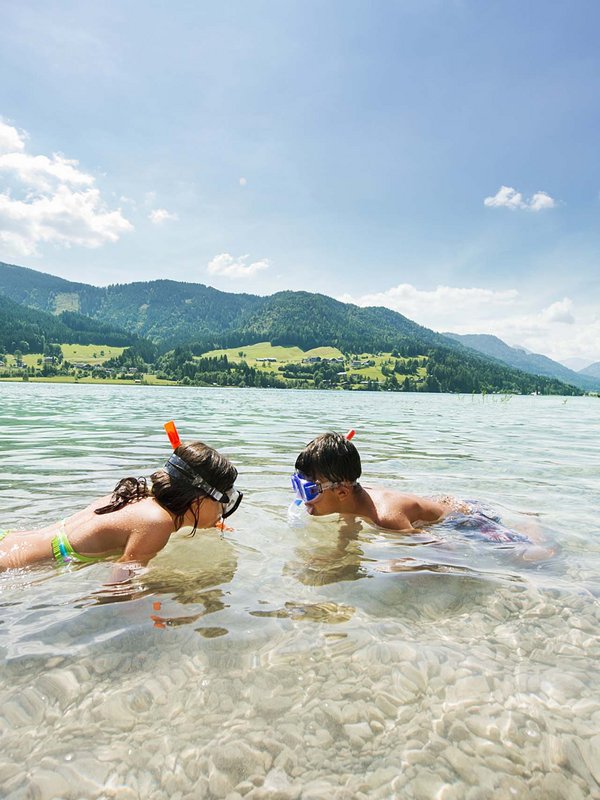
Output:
[
  {"xmin": 223, "ymin": 291, "xmax": 450, "ymax": 353},
  {"xmin": 0, "ymin": 262, "xmax": 469, "ymax": 351},
  {"xmin": 0, "ymin": 261, "xmax": 262, "ymax": 345},
  {"xmin": 0, "ymin": 261, "xmax": 584, "ymax": 395},
  {"xmin": 444, "ymin": 332, "xmax": 600, "ymax": 392},
  {"xmin": 0, "ymin": 294, "xmax": 136, "ymax": 353}
]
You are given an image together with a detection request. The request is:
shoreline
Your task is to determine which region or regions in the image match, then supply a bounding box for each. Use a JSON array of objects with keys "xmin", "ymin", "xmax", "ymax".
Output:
[{"xmin": 0, "ymin": 376, "xmax": 594, "ymax": 397}]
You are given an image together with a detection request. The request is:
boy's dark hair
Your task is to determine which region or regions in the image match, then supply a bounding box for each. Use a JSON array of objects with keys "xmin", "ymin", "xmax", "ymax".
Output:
[
  {"xmin": 95, "ymin": 442, "xmax": 237, "ymax": 534},
  {"xmin": 295, "ymin": 432, "xmax": 361, "ymax": 484}
]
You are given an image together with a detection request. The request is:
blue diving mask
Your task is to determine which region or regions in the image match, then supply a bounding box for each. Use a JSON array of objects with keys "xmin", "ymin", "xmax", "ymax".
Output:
[{"xmin": 290, "ymin": 472, "xmax": 340, "ymax": 503}]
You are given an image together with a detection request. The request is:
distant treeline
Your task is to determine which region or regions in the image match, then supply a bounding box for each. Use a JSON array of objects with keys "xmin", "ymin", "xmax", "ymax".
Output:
[{"xmin": 100, "ymin": 344, "xmax": 581, "ymax": 395}]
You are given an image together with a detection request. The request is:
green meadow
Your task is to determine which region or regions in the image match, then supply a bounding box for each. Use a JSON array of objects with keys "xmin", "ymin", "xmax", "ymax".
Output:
[
  {"xmin": 60, "ymin": 344, "xmax": 126, "ymax": 363},
  {"xmin": 200, "ymin": 341, "xmax": 427, "ymax": 384},
  {"xmin": 3, "ymin": 344, "xmax": 125, "ymax": 368},
  {"xmin": 201, "ymin": 342, "xmax": 344, "ymax": 365}
]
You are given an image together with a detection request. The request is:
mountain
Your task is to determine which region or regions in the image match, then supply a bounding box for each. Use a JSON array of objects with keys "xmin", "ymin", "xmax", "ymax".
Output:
[
  {"xmin": 0, "ymin": 262, "xmax": 452, "ymax": 351},
  {"xmin": 562, "ymin": 356, "xmax": 594, "ymax": 371},
  {"xmin": 0, "ymin": 261, "xmax": 262, "ymax": 346},
  {"xmin": 0, "ymin": 294, "xmax": 136, "ymax": 354},
  {"xmin": 580, "ymin": 361, "xmax": 600, "ymax": 379},
  {"xmin": 0, "ymin": 261, "xmax": 584, "ymax": 395},
  {"xmin": 443, "ymin": 333, "xmax": 600, "ymax": 392}
]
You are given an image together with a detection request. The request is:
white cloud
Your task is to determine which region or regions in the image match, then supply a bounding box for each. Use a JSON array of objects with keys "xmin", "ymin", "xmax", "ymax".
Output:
[
  {"xmin": 207, "ymin": 252, "xmax": 270, "ymax": 279},
  {"xmin": 484, "ymin": 185, "xmax": 556, "ymax": 211},
  {"xmin": 484, "ymin": 186, "xmax": 525, "ymax": 210},
  {"xmin": 339, "ymin": 284, "xmax": 519, "ymax": 328},
  {"xmin": 0, "ymin": 119, "xmax": 132, "ymax": 256},
  {"xmin": 149, "ymin": 208, "xmax": 178, "ymax": 224},
  {"xmin": 0, "ymin": 121, "xmax": 26, "ymax": 154},
  {"xmin": 0, "ymin": 186, "xmax": 132, "ymax": 255},
  {"xmin": 541, "ymin": 297, "xmax": 575, "ymax": 324},
  {"xmin": 239, "ymin": 177, "xmax": 247, "ymax": 187},
  {"xmin": 0, "ymin": 151, "xmax": 94, "ymax": 191},
  {"xmin": 529, "ymin": 191, "xmax": 556, "ymax": 211},
  {"xmin": 340, "ymin": 284, "xmax": 598, "ymax": 362}
]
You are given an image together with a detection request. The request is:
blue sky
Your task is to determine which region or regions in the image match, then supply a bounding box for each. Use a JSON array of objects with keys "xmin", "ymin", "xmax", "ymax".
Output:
[{"xmin": 0, "ymin": 1, "xmax": 599, "ymax": 363}]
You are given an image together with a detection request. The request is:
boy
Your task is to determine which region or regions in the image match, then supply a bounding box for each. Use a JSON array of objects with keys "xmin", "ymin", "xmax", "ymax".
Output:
[
  {"xmin": 292, "ymin": 432, "xmax": 449, "ymax": 531},
  {"xmin": 290, "ymin": 432, "xmax": 556, "ymax": 562}
]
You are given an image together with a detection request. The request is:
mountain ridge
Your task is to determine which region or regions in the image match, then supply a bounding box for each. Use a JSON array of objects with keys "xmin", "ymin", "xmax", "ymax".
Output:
[
  {"xmin": 0, "ymin": 260, "xmax": 584, "ymax": 395},
  {"xmin": 443, "ymin": 332, "xmax": 600, "ymax": 391}
]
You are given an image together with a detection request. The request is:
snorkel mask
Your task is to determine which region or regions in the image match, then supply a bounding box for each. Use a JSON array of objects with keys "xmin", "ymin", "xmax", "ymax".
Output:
[
  {"xmin": 291, "ymin": 473, "xmax": 332, "ymax": 503},
  {"xmin": 163, "ymin": 421, "xmax": 243, "ymax": 519}
]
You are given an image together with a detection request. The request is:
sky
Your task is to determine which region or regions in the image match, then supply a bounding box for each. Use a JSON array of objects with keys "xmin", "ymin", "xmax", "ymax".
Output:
[{"xmin": 0, "ymin": 0, "xmax": 599, "ymax": 365}]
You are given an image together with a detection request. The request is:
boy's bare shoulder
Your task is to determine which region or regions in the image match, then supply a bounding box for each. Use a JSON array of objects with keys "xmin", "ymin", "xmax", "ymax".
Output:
[
  {"xmin": 364, "ymin": 488, "xmax": 415, "ymax": 531},
  {"xmin": 367, "ymin": 488, "xmax": 445, "ymax": 531}
]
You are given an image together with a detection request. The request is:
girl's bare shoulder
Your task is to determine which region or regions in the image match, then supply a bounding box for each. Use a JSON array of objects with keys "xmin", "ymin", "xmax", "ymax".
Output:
[{"xmin": 81, "ymin": 495, "xmax": 173, "ymax": 535}]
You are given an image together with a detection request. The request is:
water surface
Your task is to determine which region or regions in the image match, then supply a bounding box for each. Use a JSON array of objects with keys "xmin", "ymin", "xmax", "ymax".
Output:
[{"xmin": 1, "ymin": 384, "xmax": 599, "ymax": 799}]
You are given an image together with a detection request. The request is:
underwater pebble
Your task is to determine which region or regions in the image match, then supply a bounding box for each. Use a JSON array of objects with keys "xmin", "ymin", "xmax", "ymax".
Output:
[
  {"xmin": 37, "ymin": 668, "xmax": 81, "ymax": 709},
  {"xmin": 96, "ymin": 695, "xmax": 136, "ymax": 731},
  {"xmin": 3, "ymin": 688, "xmax": 45, "ymax": 727},
  {"xmin": 273, "ymin": 747, "xmax": 298, "ymax": 773},
  {"xmin": 563, "ymin": 738, "xmax": 596, "ymax": 785},
  {"xmin": 374, "ymin": 693, "xmax": 399, "ymax": 718},
  {"xmin": 343, "ymin": 722, "xmax": 373, "ymax": 741},
  {"xmin": 235, "ymin": 780, "xmax": 255, "ymax": 796},
  {"xmin": 448, "ymin": 722, "xmax": 470, "ymax": 742},
  {"xmin": 410, "ymin": 770, "xmax": 451, "ymax": 800},
  {"xmin": 483, "ymin": 754, "xmax": 524, "ymax": 777},
  {"xmin": 209, "ymin": 765, "xmax": 235, "ymax": 797},
  {"xmin": 535, "ymin": 772, "xmax": 586, "ymax": 800},
  {"xmin": 251, "ymin": 767, "xmax": 302, "ymax": 800},
  {"xmin": 580, "ymin": 734, "xmax": 600, "ymax": 785},
  {"xmin": 496, "ymin": 774, "xmax": 530, "ymax": 798},
  {"xmin": 540, "ymin": 733, "xmax": 568, "ymax": 771},
  {"xmin": 63, "ymin": 756, "xmax": 112, "ymax": 788},
  {"xmin": 321, "ymin": 700, "xmax": 343, "ymax": 724},
  {"xmin": 28, "ymin": 768, "xmax": 72, "ymax": 800},
  {"xmin": 363, "ymin": 766, "xmax": 399, "ymax": 791},
  {"xmin": 340, "ymin": 704, "xmax": 362, "ymax": 725},
  {"xmin": 443, "ymin": 745, "xmax": 485, "ymax": 785},
  {"xmin": 212, "ymin": 742, "xmax": 266, "ymax": 778}
]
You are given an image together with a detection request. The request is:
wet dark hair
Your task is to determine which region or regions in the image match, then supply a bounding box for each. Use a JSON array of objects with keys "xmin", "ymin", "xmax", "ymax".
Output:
[
  {"xmin": 95, "ymin": 442, "xmax": 238, "ymax": 533},
  {"xmin": 295, "ymin": 432, "xmax": 361, "ymax": 485}
]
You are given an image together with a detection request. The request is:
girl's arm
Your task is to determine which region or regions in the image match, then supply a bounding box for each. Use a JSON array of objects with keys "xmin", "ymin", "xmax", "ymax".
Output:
[
  {"xmin": 102, "ymin": 528, "xmax": 171, "ymax": 587},
  {"xmin": 117, "ymin": 525, "xmax": 172, "ymax": 567}
]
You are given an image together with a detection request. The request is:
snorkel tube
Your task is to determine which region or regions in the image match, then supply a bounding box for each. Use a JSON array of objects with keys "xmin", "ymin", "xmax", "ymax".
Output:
[
  {"xmin": 164, "ymin": 420, "xmax": 181, "ymax": 450},
  {"xmin": 345, "ymin": 428, "xmax": 356, "ymax": 441}
]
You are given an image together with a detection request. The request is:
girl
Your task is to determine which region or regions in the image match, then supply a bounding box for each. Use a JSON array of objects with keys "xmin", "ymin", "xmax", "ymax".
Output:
[{"xmin": 0, "ymin": 440, "xmax": 242, "ymax": 571}]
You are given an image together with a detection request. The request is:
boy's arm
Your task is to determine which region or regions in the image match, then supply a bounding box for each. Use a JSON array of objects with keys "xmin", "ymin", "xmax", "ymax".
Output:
[{"xmin": 377, "ymin": 511, "xmax": 418, "ymax": 533}]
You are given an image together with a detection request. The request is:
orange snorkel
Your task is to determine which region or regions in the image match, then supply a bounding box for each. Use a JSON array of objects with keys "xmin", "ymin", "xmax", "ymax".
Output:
[
  {"xmin": 164, "ymin": 420, "xmax": 181, "ymax": 450},
  {"xmin": 345, "ymin": 428, "xmax": 356, "ymax": 441}
]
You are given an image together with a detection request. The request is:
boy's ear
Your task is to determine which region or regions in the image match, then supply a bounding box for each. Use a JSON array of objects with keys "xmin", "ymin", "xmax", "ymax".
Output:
[{"xmin": 334, "ymin": 485, "xmax": 352, "ymax": 500}]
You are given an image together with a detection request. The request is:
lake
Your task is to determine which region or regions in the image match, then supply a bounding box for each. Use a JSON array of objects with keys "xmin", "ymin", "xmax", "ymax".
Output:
[{"xmin": 0, "ymin": 383, "xmax": 599, "ymax": 799}]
